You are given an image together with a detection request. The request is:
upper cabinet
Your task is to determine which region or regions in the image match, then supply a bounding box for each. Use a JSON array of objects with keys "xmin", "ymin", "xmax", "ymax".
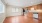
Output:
[
  {"xmin": 27, "ymin": 4, "xmax": 42, "ymax": 10},
  {"xmin": 24, "ymin": 4, "xmax": 42, "ymax": 13}
]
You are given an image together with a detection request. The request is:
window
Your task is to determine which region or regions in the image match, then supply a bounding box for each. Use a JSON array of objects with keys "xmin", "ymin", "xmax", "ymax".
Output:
[
  {"xmin": 0, "ymin": 1, "xmax": 5, "ymax": 13},
  {"xmin": 12, "ymin": 8, "xmax": 19, "ymax": 12}
]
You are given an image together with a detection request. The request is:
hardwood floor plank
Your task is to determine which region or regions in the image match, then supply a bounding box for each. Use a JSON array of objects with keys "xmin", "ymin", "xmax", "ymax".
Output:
[{"xmin": 3, "ymin": 16, "xmax": 39, "ymax": 23}]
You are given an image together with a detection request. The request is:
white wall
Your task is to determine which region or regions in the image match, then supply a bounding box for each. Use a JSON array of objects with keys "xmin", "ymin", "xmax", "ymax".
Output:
[
  {"xmin": 0, "ymin": 13, "xmax": 5, "ymax": 23},
  {"xmin": 6, "ymin": 6, "xmax": 23, "ymax": 17}
]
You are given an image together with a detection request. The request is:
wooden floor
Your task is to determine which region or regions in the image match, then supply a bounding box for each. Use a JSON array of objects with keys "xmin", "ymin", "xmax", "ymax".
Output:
[{"xmin": 3, "ymin": 16, "xmax": 42, "ymax": 23}]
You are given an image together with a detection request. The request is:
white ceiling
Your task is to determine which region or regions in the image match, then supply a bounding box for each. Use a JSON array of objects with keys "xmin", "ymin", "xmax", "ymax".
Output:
[{"xmin": 1, "ymin": 0, "xmax": 42, "ymax": 7}]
